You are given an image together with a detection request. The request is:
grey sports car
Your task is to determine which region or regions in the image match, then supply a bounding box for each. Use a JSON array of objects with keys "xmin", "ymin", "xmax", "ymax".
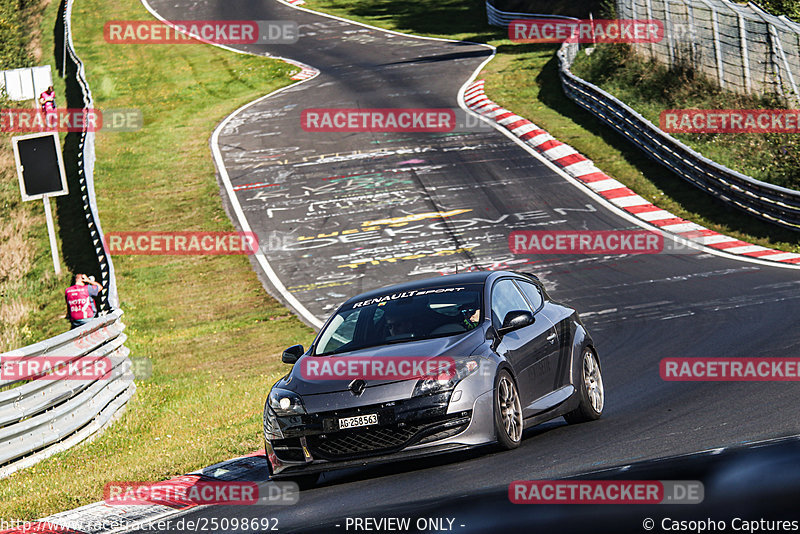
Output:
[{"xmin": 264, "ymin": 270, "xmax": 604, "ymax": 482}]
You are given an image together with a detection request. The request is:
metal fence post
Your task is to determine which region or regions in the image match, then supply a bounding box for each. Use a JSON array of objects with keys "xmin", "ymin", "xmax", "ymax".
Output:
[
  {"xmin": 645, "ymin": 0, "xmax": 656, "ymax": 60},
  {"xmin": 697, "ymin": 0, "xmax": 726, "ymax": 89},
  {"xmin": 737, "ymin": 11, "xmax": 752, "ymax": 93},
  {"xmin": 664, "ymin": 0, "xmax": 675, "ymax": 64},
  {"xmin": 685, "ymin": 0, "xmax": 698, "ymax": 67}
]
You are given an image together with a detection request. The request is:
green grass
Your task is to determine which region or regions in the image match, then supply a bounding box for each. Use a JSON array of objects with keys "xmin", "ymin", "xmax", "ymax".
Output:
[
  {"xmin": 0, "ymin": 0, "xmax": 315, "ymax": 521},
  {"xmin": 571, "ymin": 44, "xmax": 799, "ymax": 191},
  {"xmin": 0, "ymin": 0, "xmax": 72, "ymax": 353},
  {"xmin": 301, "ymin": 0, "xmax": 800, "ymax": 253}
]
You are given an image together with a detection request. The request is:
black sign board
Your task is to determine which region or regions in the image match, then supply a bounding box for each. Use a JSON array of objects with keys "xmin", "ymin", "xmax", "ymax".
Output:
[{"xmin": 11, "ymin": 132, "xmax": 68, "ymax": 201}]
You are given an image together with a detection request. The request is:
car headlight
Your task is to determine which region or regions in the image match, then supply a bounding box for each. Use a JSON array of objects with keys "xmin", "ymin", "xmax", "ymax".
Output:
[
  {"xmin": 268, "ymin": 388, "xmax": 306, "ymax": 416},
  {"xmin": 412, "ymin": 359, "xmax": 479, "ymax": 397}
]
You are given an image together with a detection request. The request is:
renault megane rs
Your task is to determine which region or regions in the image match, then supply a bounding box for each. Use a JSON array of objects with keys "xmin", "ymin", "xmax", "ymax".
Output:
[{"xmin": 263, "ymin": 271, "xmax": 604, "ymax": 482}]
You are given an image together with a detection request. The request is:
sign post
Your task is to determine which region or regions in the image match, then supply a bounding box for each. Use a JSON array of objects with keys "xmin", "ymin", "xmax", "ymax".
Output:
[
  {"xmin": 11, "ymin": 132, "xmax": 69, "ymax": 276},
  {"xmin": 42, "ymin": 194, "xmax": 61, "ymax": 275}
]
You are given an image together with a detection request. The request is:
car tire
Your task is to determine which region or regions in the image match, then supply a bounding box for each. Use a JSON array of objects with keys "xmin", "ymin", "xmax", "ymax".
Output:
[
  {"xmin": 494, "ymin": 369, "xmax": 523, "ymax": 449},
  {"xmin": 564, "ymin": 347, "xmax": 604, "ymax": 424}
]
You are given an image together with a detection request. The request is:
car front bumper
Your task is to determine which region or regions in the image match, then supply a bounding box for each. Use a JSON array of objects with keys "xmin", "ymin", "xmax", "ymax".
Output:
[{"xmin": 266, "ymin": 388, "xmax": 495, "ymax": 477}]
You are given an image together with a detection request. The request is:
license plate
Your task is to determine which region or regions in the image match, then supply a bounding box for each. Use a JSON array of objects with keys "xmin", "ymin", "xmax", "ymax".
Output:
[{"xmin": 338, "ymin": 413, "xmax": 378, "ymax": 430}]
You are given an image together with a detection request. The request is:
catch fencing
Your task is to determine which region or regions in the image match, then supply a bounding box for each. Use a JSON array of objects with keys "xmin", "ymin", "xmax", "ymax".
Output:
[
  {"xmin": 616, "ymin": 0, "xmax": 799, "ymax": 102},
  {"xmin": 485, "ymin": 1, "xmax": 800, "ymax": 231}
]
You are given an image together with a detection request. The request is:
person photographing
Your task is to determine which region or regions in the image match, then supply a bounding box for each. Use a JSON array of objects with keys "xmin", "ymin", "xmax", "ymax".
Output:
[{"xmin": 65, "ymin": 273, "xmax": 103, "ymax": 328}]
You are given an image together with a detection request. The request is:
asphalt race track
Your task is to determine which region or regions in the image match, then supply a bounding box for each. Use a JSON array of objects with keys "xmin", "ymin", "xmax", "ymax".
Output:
[{"xmin": 140, "ymin": 1, "xmax": 800, "ymax": 531}]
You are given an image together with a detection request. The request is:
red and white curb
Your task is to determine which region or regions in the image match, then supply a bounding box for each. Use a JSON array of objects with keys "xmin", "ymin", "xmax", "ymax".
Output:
[
  {"xmin": 0, "ymin": 451, "xmax": 268, "ymax": 534},
  {"xmin": 291, "ymin": 65, "xmax": 317, "ymax": 80},
  {"xmin": 464, "ymin": 79, "xmax": 800, "ymax": 265},
  {"xmin": 284, "ymin": 0, "xmax": 306, "ymax": 5}
]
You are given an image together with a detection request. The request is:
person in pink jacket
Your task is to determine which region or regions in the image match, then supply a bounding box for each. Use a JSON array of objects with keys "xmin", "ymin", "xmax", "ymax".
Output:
[{"xmin": 65, "ymin": 273, "xmax": 103, "ymax": 328}]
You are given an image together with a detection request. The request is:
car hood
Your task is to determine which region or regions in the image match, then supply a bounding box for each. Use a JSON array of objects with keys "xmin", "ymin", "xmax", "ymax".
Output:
[{"xmin": 275, "ymin": 326, "xmax": 487, "ymax": 396}]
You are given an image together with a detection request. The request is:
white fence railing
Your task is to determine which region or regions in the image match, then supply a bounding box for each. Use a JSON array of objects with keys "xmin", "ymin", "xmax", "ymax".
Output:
[
  {"xmin": 617, "ymin": 0, "xmax": 800, "ymax": 102},
  {"xmin": 486, "ymin": 2, "xmax": 569, "ymax": 27},
  {"xmin": 0, "ymin": 312, "xmax": 135, "ymax": 478}
]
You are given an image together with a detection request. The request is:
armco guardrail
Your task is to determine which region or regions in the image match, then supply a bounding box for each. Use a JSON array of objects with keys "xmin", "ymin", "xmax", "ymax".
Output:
[
  {"xmin": 0, "ymin": 0, "xmax": 135, "ymax": 478},
  {"xmin": 486, "ymin": 1, "xmax": 569, "ymax": 27},
  {"xmin": 0, "ymin": 311, "xmax": 135, "ymax": 478},
  {"xmin": 62, "ymin": 0, "xmax": 120, "ymax": 311},
  {"xmin": 557, "ymin": 44, "xmax": 800, "ymax": 231},
  {"xmin": 486, "ymin": 1, "xmax": 800, "ymax": 231}
]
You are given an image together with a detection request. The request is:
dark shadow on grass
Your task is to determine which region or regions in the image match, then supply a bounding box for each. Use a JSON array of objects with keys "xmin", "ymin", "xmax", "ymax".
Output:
[
  {"xmin": 381, "ymin": 48, "xmax": 494, "ymax": 66},
  {"xmin": 53, "ymin": 0, "xmax": 104, "ymax": 280},
  {"xmin": 528, "ymin": 50, "xmax": 800, "ymax": 245},
  {"xmin": 489, "ymin": 0, "xmax": 606, "ymax": 18},
  {"xmin": 319, "ymin": 0, "xmax": 503, "ymax": 42}
]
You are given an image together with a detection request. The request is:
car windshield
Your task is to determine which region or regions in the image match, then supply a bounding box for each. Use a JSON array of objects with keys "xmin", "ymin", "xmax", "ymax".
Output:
[{"xmin": 314, "ymin": 284, "xmax": 484, "ymax": 355}]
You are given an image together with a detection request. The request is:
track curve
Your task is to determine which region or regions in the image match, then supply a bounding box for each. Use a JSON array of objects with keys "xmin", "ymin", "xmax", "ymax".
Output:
[{"xmin": 137, "ymin": 0, "xmax": 800, "ymax": 530}]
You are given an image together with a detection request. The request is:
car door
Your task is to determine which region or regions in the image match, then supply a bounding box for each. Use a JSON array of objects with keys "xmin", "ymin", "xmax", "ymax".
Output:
[
  {"xmin": 514, "ymin": 279, "xmax": 561, "ymax": 402},
  {"xmin": 490, "ymin": 278, "xmax": 554, "ymax": 409}
]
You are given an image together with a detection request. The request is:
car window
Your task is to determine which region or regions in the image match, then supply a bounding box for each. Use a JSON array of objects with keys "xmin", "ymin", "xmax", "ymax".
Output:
[
  {"xmin": 515, "ymin": 280, "xmax": 544, "ymax": 312},
  {"xmin": 491, "ymin": 279, "xmax": 532, "ymax": 329},
  {"xmin": 316, "ymin": 308, "xmax": 361, "ymax": 354},
  {"xmin": 313, "ymin": 284, "xmax": 483, "ymax": 355}
]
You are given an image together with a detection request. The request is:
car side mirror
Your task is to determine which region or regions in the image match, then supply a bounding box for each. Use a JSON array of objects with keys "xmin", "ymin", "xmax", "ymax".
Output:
[
  {"xmin": 497, "ymin": 310, "xmax": 534, "ymax": 336},
  {"xmin": 282, "ymin": 344, "xmax": 304, "ymax": 364}
]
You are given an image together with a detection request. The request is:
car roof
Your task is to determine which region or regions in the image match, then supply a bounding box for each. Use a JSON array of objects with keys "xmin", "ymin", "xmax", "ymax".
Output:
[{"xmin": 338, "ymin": 270, "xmax": 542, "ymax": 308}]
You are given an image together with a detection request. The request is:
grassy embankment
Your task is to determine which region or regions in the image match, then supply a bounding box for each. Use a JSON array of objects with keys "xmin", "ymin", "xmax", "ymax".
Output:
[
  {"xmin": 0, "ymin": 0, "xmax": 314, "ymax": 521},
  {"xmin": 0, "ymin": 0, "xmax": 71, "ymax": 353}
]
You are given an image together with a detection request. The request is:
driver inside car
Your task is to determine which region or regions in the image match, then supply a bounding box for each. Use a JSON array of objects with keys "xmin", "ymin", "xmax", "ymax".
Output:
[{"xmin": 385, "ymin": 315, "xmax": 415, "ymax": 338}]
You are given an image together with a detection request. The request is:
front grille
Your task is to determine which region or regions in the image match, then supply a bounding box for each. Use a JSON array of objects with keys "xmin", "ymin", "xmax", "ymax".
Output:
[
  {"xmin": 309, "ymin": 425, "xmax": 421, "ymax": 459},
  {"xmin": 307, "ymin": 414, "xmax": 471, "ymax": 461}
]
